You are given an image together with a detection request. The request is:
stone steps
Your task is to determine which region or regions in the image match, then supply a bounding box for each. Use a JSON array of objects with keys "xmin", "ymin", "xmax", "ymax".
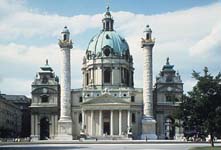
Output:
[{"xmin": 86, "ymin": 136, "xmax": 131, "ymax": 140}]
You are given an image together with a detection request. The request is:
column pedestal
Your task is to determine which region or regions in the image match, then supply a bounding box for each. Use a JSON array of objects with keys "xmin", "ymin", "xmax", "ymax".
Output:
[
  {"xmin": 57, "ymin": 118, "xmax": 72, "ymax": 140},
  {"xmin": 141, "ymin": 116, "xmax": 157, "ymax": 140}
]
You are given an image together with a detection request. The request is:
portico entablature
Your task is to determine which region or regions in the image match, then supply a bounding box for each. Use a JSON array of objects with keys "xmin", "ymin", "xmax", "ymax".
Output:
[{"xmin": 81, "ymin": 104, "xmax": 130, "ymax": 111}]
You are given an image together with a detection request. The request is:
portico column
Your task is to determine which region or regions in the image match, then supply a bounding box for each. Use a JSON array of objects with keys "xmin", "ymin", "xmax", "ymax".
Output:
[
  {"xmin": 31, "ymin": 115, "xmax": 34, "ymax": 136},
  {"xmin": 91, "ymin": 110, "xmax": 94, "ymax": 135},
  {"xmin": 119, "ymin": 110, "xmax": 122, "ymax": 135},
  {"xmin": 35, "ymin": 115, "xmax": 38, "ymax": 137},
  {"xmin": 82, "ymin": 110, "xmax": 85, "ymax": 130},
  {"xmin": 99, "ymin": 110, "xmax": 103, "ymax": 135},
  {"xmin": 127, "ymin": 110, "xmax": 131, "ymax": 133},
  {"xmin": 110, "ymin": 110, "xmax": 114, "ymax": 135}
]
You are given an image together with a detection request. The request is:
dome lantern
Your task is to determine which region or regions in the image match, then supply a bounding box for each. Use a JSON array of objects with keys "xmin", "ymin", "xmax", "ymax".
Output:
[{"xmin": 102, "ymin": 6, "xmax": 114, "ymax": 31}]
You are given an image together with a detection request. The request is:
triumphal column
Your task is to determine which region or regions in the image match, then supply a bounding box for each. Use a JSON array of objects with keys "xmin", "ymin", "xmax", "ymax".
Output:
[
  {"xmin": 141, "ymin": 25, "xmax": 157, "ymax": 140},
  {"xmin": 57, "ymin": 26, "xmax": 73, "ymax": 140}
]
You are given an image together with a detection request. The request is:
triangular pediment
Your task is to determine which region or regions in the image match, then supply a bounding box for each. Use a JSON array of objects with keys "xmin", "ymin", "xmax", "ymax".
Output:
[{"xmin": 82, "ymin": 93, "xmax": 129, "ymax": 105}]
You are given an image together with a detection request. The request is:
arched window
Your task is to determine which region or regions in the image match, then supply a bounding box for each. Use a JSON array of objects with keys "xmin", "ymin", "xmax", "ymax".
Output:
[
  {"xmin": 132, "ymin": 113, "xmax": 136, "ymax": 123},
  {"xmin": 146, "ymin": 33, "xmax": 150, "ymax": 40},
  {"xmin": 41, "ymin": 95, "xmax": 49, "ymax": 103},
  {"xmin": 104, "ymin": 68, "xmax": 111, "ymax": 83},
  {"xmin": 104, "ymin": 47, "xmax": 110, "ymax": 56},
  {"xmin": 165, "ymin": 117, "xmax": 175, "ymax": 139},
  {"xmin": 42, "ymin": 76, "xmax": 48, "ymax": 84},
  {"xmin": 86, "ymin": 72, "xmax": 89, "ymax": 85},
  {"xmin": 79, "ymin": 96, "xmax": 83, "ymax": 103},
  {"xmin": 63, "ymin": 34, "xmax": 67, "ymax": 41},
  {"xmin": 79, "ymin": 113, "xmax": 82, "ymax": 123},
  {"xmin": 106, "ymin": 21, "xmax": 109, "ymax": 30}
]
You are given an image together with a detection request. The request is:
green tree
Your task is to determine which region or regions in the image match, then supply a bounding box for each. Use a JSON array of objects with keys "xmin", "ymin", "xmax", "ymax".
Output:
[{"xmin": 175, "ymin": 67, "xmax": 221, "ymax": 147}]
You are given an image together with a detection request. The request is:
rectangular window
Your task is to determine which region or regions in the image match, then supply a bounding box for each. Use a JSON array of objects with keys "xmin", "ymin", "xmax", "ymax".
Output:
[
  {"xmin": 131, "ymin": 96, "xmax": 135, "ymax": 102},
  {"xmin": 79, "ymin": 113, "xmax": 82, "ymax": 123},
  {"xmin": 132, "ymin": 113, "xmax": 136, "ymax": 123},
  {"xmin": 41, "ymin": 95, "xmax": 49, "ymax": 103},
  {"xmin": 104, "ymin": 68, "xmax": 111, "ymax": 83},
  {"xmin": 79, "ymin": 96, "xmax": 83, "ymax": 103}
]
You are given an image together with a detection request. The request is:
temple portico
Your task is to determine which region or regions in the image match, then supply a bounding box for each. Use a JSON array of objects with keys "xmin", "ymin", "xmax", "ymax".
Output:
[
  {"xmin": 77, "ymin": 93, "xmax": 138, "ymax": 137},
  {"xmin": 80, "ymin": 109, "xmax": 133, "ymax": 137}
]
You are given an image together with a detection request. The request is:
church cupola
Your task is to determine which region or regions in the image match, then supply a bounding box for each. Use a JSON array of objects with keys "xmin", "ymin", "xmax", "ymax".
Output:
[{"xmin": 102, "ymin": 6, "xmax": 114, "ymax": 31}]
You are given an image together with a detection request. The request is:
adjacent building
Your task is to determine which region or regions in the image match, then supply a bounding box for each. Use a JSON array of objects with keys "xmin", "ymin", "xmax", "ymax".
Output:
[
  {"xmin": 30, "ymin": 60, "xmax": 60, "ymax": 140},
  {"xmin": 1, "ymin": 94, "xmax": 31, "ymax": 138},
  {"xmin": 153, "ymin": 58, "xmax": 183, "ymax": 139},
  {"xmin": 0, "ymin": 94, "xmax": 22, "ymax": 138}
]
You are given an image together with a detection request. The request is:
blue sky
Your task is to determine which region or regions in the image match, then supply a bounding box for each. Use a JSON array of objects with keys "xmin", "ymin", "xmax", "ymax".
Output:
[
  {"xmin": 26, "ymin": 0, "xmax": 216, "ymax": 15},
  {"xmin": 0, "ymin": 0, "xmax": 221, "ymax": 97}
]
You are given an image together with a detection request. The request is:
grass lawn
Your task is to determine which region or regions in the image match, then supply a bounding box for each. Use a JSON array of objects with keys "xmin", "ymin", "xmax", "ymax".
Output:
[{"xmin": 190, "ymin": 146, "xmax": 221, "ymax": 150}]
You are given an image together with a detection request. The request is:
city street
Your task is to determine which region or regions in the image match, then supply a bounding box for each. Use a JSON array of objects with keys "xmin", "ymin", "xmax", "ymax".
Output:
[{"xmin": 1, "ymin": 143, "xmax": 221, "ymax": 150}]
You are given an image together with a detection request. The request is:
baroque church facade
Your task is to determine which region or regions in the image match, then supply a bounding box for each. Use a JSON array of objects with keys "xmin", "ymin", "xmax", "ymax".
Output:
[{"xmin": 30, "ymin": 7, "xmax": 183, "ymax": 140}]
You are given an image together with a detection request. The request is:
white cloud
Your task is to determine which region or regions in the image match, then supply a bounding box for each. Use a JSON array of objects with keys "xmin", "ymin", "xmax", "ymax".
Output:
[
  {"xmin": 0, "ymin": 1, "xmax": 221, "ymax": 95},
  {"xmin": 0, "ymin": 77, "xmax": 32, "ymax": 97},
  {"xmin": 183, "ymin": 79, "xmax": 197, "ymax": 93},
  {"xmin": 189, "ymin": 24, "xmax": 221, "ymax": 58}
]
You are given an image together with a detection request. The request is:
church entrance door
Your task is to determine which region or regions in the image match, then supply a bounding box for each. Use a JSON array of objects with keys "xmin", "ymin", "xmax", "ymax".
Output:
[
  {"xmin": 103, "ymin": 122, "xmax": 110, "ymax": 135},
  {"xmin": 40, "ymin": 117, "xmax": 49, "ymax": 140},
  {"xmin": 103, "ymin": 111, "xmax": 110, "ymax": 135}
]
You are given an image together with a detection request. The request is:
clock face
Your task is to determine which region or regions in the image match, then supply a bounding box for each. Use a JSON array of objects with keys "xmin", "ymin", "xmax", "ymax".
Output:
[
  {"xmin": 43, "ymin": 88, "xmax": 48, "ymax": 94},
  {"xmin": 167, "ymin": 87, "xmax": 172, "ymax": 92}
]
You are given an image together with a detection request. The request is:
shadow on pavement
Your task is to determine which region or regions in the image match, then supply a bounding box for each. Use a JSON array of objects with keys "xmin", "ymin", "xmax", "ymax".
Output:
[{"xmin": 0, "ymin": 146, "xmax": 87, "ymax": 150}]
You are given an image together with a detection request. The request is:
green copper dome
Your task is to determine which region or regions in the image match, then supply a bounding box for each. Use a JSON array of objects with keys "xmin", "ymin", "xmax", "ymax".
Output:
[
  {"xmin": 86, "ymin": 6, "xmax": 130, "ymax": 58},
  {"xmin": 87, "ymin": 31, "xmax": 129, "ymax": 57}
]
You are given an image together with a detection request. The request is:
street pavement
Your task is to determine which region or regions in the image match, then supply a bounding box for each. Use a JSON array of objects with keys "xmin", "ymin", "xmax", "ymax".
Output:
[{"xmin": 1, "ymin": 143, "xmax": 221, "ymax": 150}]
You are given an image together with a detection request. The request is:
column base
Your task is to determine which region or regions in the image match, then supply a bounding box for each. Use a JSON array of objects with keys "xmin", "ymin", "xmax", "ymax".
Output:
[
  {"xmin": 141, "ymin": 116, "xmax": 157, "ymax": 140},
  {"xmin": 80, "ymin": 130, "xmax": 86, "ymax": 139},
  {"xmin": 30, "ymin": 135, "xmax": 39, "ymax": 141},
  {"xmin": 56, "ymin": 118, "xmax": 72, "ymax": 140},
  {"xmin": 128, "ymin": 132, "xmax": 133, "ymax": 139},
  {"xmin": 175, "ymin": 133, "xmax": 184, "ymax": 140}
]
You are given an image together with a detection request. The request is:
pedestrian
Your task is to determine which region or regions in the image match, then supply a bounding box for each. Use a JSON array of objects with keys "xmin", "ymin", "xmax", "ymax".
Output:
[{"xmin": 146, "ymin": 136, "xmax": 148, "ymax": 142}]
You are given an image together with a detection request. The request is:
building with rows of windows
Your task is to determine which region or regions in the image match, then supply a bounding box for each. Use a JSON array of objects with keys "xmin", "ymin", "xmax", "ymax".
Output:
[{"xmin": 0, "ymin": 94, "xmax": 22, "ymax": 138}]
